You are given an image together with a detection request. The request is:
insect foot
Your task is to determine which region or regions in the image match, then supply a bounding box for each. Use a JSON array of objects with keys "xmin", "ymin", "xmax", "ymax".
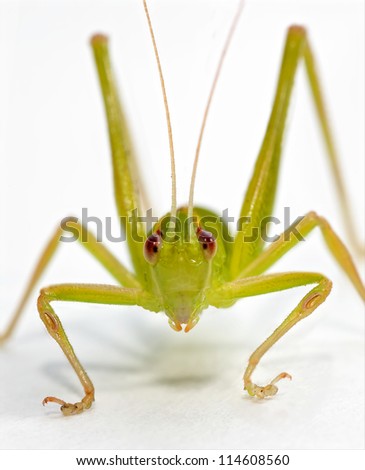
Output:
[
  {"xmin": 244, "ymin": 372, "xmax": 292, "ymax": 399},
  {"xmin": 43, "ymin": 393, "xmax": 94, "ymax": 416}
]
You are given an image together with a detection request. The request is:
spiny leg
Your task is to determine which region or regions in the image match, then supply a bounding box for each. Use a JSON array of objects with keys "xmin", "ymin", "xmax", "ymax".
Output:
[
  {"xmin": 240, "ymin": 211, "xmax": 365, "ymax": 300},
  {"xmin": 38, "ymin": 283, "xmax": 157, "ymax": 415},
  {"xmin": 207, "ymin": 271, "xmax": 332, "ymax": 398},
  {"xmin": 0, "ymin": 219, "xmax": 139, "ymax": 343},
  {"xmin": 230, "ymin": 26, "xmax": 362, "ymax": 279}
]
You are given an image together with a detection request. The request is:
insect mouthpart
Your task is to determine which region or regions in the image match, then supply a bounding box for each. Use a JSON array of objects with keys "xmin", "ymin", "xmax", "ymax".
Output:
[
  {"xmin": 168, "ymin": 315, "xmax": 200, "ymax": 333},
  {"xmin": 167, "ymin": 302, "xmax": 201, "ymax": 333}
]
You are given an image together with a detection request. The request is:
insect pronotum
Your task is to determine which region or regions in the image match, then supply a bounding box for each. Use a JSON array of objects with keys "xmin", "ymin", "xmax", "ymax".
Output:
[{"xmin": 0, "ymin": 0, "xmax": 364, "ymax": 416}]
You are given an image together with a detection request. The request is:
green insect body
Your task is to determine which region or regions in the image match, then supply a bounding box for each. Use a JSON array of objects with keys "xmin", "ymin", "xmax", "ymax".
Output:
[{"xmin": 1, "ymin": 0, "xmax": 364, "ymax": 416}]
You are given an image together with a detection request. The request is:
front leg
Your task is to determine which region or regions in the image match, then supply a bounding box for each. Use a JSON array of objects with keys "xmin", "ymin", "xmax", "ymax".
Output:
[
  {"xmin": 243, "ymin": 276, "xmax": 332, "ymax": 398},
  {"xmin": 207, "ymin": 272, "xmax": 332, "ymax": 398},
  {"xmin": 39, "ymin": 294, "xmax": 95, "ymax": 416},
  {"xmin": 38, "ymin": 283, "xmax": 157, "ymax": 415}
]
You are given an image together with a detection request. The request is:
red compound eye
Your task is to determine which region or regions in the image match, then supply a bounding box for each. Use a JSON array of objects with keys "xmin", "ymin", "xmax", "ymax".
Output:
[
  {"xmin": 197, "ymin": 227, "xmax": 217, "ymax": 260},
  {"xmin": 143, "ymin": 233, "xmax": 162, "ymax": 265}
]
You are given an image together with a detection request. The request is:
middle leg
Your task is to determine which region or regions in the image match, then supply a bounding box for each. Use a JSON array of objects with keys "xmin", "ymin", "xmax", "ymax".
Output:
[
  {"xmin": 239, "ymin": 211, "xmax": 365, "ymax": 300},
  {"xmin": 0, "ymin": 218, "xmax": 140, "ymax": 343}
]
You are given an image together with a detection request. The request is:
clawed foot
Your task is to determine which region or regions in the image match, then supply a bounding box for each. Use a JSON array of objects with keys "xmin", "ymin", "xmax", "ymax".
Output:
[
  {"xmin": 244, "ymin": 372, "xmax": 292, "ymax": 399},
  {"xmin": 42, "ymin": 393, "xmax": 94, "ymax": 416}
]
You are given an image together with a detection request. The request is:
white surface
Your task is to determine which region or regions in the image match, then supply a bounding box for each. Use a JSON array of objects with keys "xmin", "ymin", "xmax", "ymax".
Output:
[{"xmin": 0, "ymin": 0, "xmax": 364, "ymax": 450}]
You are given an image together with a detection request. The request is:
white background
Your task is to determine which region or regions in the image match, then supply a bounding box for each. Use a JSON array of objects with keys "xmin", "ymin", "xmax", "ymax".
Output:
[{"xmin": 0, "ymin": 0, "xmax": 364, "ymax": 450}]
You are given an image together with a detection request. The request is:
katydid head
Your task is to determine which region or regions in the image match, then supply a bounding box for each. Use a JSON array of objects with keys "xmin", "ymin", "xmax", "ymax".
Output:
[
  {"xmin": 140, "ymin": 0, "xmax": 241, "ymax": 331},
  {"xmin": 143, "ymin": 209, "xmax": 217, "ymax": 332}
]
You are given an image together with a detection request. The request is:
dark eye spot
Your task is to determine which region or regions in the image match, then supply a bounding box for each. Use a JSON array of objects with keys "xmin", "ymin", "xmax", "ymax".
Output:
[
  {"xmin": 197, "ymin": 227, "xmax": 217, "ymax": 260},
  {"xmin": 144, "ymin": 233, "xmax": 162, "ymax": 265}
]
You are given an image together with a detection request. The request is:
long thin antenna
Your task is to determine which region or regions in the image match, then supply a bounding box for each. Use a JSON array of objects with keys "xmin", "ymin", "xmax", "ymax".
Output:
[
  {"xmin": 143, "ymin": 0, "xmax": 177, "ymax": 219},
  {"xmin": 187, "ymin": 0, "xmax": 245, "ymax": 219}
]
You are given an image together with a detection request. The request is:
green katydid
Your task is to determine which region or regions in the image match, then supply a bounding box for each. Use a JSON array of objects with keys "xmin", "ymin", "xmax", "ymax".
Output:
[{"xmin": 0, "ymin": 0, "xmax": 364, "ymax": 416}]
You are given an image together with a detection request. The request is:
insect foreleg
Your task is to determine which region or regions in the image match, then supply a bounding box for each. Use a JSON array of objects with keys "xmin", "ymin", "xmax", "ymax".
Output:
[
  {"xmin": 38, "ymin": 283, "xmax": 155, "ymax": 415},
  {"xmin": 243, "ymin": 275, "xmax": 332, "ymax": 399},
  {"xmin": 207, "ymin": 272, "xmax": 332, "ymax": 398}
]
